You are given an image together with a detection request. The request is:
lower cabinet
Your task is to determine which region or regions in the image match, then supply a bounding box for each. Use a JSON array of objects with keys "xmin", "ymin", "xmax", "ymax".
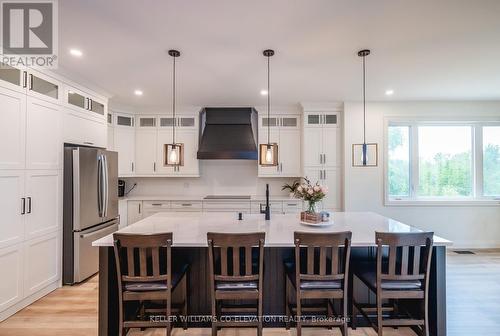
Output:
[
  {"xmin": 23, "ymin": 231, "xmax": 60, "ymax": 297},
  {"xmin": 127, "ymin": 201, "xmax": 143, "ymax": 225},
  {"xmin": 0, "ymin": 244, "xmax": 24, "ymax": 312}
]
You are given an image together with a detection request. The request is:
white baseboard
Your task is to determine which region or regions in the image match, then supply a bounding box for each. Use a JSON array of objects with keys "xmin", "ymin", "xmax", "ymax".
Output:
[{"xmin": 0, "ymin": 281, "xmax": 60, "ymax": 322}]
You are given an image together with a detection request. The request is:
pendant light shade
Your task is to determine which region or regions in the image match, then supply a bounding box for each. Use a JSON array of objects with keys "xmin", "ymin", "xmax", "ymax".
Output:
[
  {"xmin": 259, "ymin": 49, "xmax": 278, "ymax": 167},
  {"xmin": 352, "ymin": 49, "xmax": 378, "ymax": 167},
  {"xmin": 165, "ymin": 49, "xmax": 184, "ymax": 167}
]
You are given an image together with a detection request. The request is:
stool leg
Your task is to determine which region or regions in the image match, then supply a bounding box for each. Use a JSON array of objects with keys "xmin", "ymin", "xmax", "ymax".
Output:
[
  {"xmin": 182, "ymin": 276, "xmax": 188, "ymax": 330},
  {"xmin": 285, "ymin": 276, "xmax": 291, "ymax": 330},
  {"xmin": 296, "ymin": 292, "xmax": 302, "ymax": 336},
  {"xmin": 424, "ymin": 296, "xmax": 429, "ymax": 336},
  {"xmin": 327, "ymin": 299, "xmax": 333, "ymax": 330},
  {"xmin": 342, "ymin": 297, "xmax": 348, "ymax": 336},
  {"xmin": 376, "ymin": 292, "xmax": 383, "ymax": 336},
  {"xmin": 350, "ymin": 274, "xmax": 356, "ymax": 330}
]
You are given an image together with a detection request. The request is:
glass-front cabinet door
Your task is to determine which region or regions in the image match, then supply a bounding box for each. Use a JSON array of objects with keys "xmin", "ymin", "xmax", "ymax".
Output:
[
  {"xmin": 89, "ymin": 99, "xmax": 105, "ymax": 115},
  {"xmin": 28, "ymin": 71, "xmax": 59, "ymax": 100},
  {"xmin": 0, "ymin": 62, "xmax": 23, "ymax": 90},
  {"xmin": 67, "ymin": 90, "xmax": 86, "ymax": 109}
]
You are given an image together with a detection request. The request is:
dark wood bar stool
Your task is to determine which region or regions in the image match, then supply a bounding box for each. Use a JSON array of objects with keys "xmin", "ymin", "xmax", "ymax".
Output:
[
  {"xmin": 207, "ymin": 232, "xmax": 265, "ymax": 336},
  {"xmin": 113, "ymin": 232, "xmax": 189, "ymax": 336},
  {"xmin": 285, "ymin": 231, "xmax": 352, "ymax": 336},
  {"xmin": 352, "ymin": 231, "xmax": 434, "ymax": 336}
]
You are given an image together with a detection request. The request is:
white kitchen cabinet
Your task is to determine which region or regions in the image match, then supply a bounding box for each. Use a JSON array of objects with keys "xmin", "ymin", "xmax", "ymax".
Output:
[
  {"xmin": 0, "ymin": 244, "xmax": 24, "ymax": 312},
  {"xmin": 175, "ymin": 130, "xmax": 200, "ymax": 176},
  {"xmin": 127, "ymin": 201, "xmax": 143, "ymax": 225},
  {"xmin": 118, "ymin": 199, "xmax": 128, "ymax": 229},
  {"xmin": 0, "ymin": 86, "xmax": 26, "ymax": 170},
  {"xmin": 26, "ymin": 69, "xmax": 60, "ymax": 103},
  {"xmin": 25, "ymin": 97, "xmax": 62, "ymax": 170},
  {"xmin": 303, "ymin": 167, "xmax": 341, "ymax": 211},
  {"xmin": 114, "ymin": 113, "xmax": 135, "ymax": 176},
  {"xmin": 155, "ymin": 130, "xmax": 176, "ymax": 175},
  {"xmin": 135, "ymin": 130, "xmax": 157, "ymax": 174},
  {"xmin": 25, "ymin": 171, "xmax": 61, "ymax": 240},
  {"xmin": 0, "ymin": 172, "xmax": 25, "ymax": 249},
  {"xmin": 62, "ymin": 109, "xmax": 107, "ymax": 147},
  {"xmin": 0, "ymin": 62, "xmax": 25, "ymax": 93},
  {"xmin": 282, "ymin": 200, "xmax": 302, "ymax": 213},
  {"xmin": 23, "ymin": 231, "xmax": 60, "ymax": 297},
  {"xmin": 258, "ymin": 115, "xmax": 301, "ymax": 177},
  {"xmin": 170, "ymin": 201, "xmax": 202, "ymax": 212},
  {"xmin": 65, "ymin": 86, "xmax": 106, "ymax": 119},
  {"xmin": 107, "ymin": 125, "xmax": 114, "ymax": 150}
]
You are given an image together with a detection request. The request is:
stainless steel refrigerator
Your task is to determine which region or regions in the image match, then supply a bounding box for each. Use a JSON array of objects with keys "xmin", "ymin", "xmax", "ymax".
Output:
[{"xmin": 63, "ymin": 145, "xmax": 119, "ymax": 284}]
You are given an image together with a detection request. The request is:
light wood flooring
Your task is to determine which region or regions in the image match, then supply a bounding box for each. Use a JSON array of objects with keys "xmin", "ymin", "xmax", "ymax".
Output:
[{"xmin": 0, "ymin": 249, "xmax": 498, "ymax": 336}]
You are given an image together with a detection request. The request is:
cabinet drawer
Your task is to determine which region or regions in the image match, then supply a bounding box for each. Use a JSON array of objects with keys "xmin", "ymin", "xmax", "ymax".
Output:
[
  {"xmin": 171, "ymin": 201, "xmax": 202, "ymax": 211},
  {"xmin": 251, "ymin": 201, "xmax": 283, "ymax": 214},
  {"xmin": 143, "ymin": 201, "xmax": 171, "ymax": 210},
  {"xmin": 203, "ymin": 201, "xmax": 251, "ymax": 212},
  {"xmin": 283, "ymin": 201, "xmax": 302, "ymax": 213}
]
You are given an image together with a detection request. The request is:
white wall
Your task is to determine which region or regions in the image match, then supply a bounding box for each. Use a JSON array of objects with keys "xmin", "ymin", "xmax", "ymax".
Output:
[
  {"xmin": 124, "ymin": 160, "xmax": 295, "ymax": 197},
  {"xmin": 344, "ymin": 101, "xmax": 500, "ymax": 248}
]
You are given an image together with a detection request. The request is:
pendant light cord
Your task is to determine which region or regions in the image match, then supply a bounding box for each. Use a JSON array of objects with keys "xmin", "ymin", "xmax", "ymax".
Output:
[
  {"xmin": 362, "ymin": 54, "xmax": 366, "ymax": 145},
  {"xmin": 172, "ymin": 55, "xmax": 176, "ymax": 144},
  {"xmin": 267, "ymin": 54, "xmax": 270, "ymax": 145}
]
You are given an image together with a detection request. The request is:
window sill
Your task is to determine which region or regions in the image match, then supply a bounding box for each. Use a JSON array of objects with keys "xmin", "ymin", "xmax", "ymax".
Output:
[{"xmin": 385, "ymin": 199, "xmax": 500, "ymax": 207}]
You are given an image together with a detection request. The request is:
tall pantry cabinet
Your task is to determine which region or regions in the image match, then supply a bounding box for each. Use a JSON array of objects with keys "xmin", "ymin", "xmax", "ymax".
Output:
[
  {"xmin": 301, "ymin": 104, "xmax": 343, "ymax": 211},
  {"xmin": 0, "ymin": 62, "xmax": 107, "ymax": 321}
]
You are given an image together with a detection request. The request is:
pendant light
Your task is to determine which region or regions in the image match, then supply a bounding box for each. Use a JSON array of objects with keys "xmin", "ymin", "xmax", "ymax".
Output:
[
  {"xmin": 165, "ymin": 49, "xmax": 184, "ymax": 166},
  {"xmin": 259, "ymin": 49, "xmax": 278, "ymax": 166},
  {"xmin": 352, "ymin": 49, "xmax": 378, "ymax": 167}
]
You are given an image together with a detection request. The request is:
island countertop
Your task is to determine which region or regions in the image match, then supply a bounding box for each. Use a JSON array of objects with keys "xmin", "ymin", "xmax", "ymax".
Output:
[{"xmin": 93, "ymin": 211, "xmax": 452, "ymax": 247}]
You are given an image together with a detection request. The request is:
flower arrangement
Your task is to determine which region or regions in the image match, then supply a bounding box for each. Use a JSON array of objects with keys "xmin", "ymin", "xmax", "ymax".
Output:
[{"xmin": 286, "ymin": 178, "xmax": 328, "ymax": 214}]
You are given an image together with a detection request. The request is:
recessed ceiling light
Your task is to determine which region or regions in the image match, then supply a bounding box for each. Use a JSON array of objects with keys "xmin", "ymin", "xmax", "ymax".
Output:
[
  {"xmin": 134, "ymin": 89, "xmax": 143, "ymax": 96},
  {"xmin": 69, "ymin": 49, "xmax": 83, "ymax": 57},
  {"xmin": 385, "ymin": 89, "xmax": 394, "ymax": 96},
  {"xmin": 260, "ymin": 89, "xmax": 268, "ymax": 96}
]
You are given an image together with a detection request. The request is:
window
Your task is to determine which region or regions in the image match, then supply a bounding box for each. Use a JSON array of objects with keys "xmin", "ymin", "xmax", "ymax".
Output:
[
  {"xmin": 386, "ymin": 121, "xmax": 500, "ymax": 203},
  {"xmin": 483, "ymin": 126, "xmax": 500, "ymax": 196}
]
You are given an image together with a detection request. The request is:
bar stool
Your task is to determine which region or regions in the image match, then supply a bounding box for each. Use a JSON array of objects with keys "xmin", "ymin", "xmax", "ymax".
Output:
[
  {"xmin": 113, "ymin": 232, "xmax": 189, "ymax": 336},
  {"xmin": 207, "ymin": 232, "xmax": 265, "ymax": 336},
  {"xmin": 352, "ymin": 231, "xmax": 434, "ymax": 336},
  {"xmin": 285, "ymin": 231, "xmax": 352, "ymax": 336}
]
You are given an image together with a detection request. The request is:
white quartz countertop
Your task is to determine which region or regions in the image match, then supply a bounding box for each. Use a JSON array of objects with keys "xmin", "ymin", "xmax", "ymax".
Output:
[
  {"xmin": 93, "ymin": 212, "xmax": 452, "ymax": 247},
  {"xmin": 120, "ymin": 195, "xmax": 299, "ymax": 202}
]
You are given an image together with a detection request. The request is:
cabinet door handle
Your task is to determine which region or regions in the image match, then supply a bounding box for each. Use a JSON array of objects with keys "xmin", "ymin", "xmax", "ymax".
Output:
[
  {"xmin": 138, "ymin": 203, "xmax": 141, "ymax": 214},
  {"xmin": 280, "ymin": 163, "xmax": 283, "ymax": 172},
  {"xmin": 89, "ymin": 99, "xmax": 93, "ymax": 111},
  {"xmin": 21, "ymin": 198, "xmax": 26, "ymax": 215},
  {"xmin": 181, "ymin": 203, "xmax": 192, "ymax": 207},
  {"xmin": 151, "ymin": 203, "xmax": 162, "ymax": 206},
  {"xmin": 131, "ymin": 162, "xmax": 134, "ymax": 172},
  {"xmin": 27, "ymin": 197, "xmax": 32, "ymax": 214},
  {"xmin": 323, "ymin": 170, "xmax": 326, "ymax": 180},
  {"xmin": 153, "ymin": 162, "xmax": 156, "ymax": 172},
  {"xmin": 28, "ymin": 74, "xmax": 33, "ymax": 90},
  {"xmin": 22, "ymin": 71, "xmax": 27, "ymax": 88}
]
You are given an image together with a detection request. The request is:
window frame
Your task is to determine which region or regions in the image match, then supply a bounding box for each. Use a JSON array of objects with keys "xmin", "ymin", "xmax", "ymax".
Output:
[{"xmin": 384, "ymin": 117, "xmax": 500, "ymax": 206}]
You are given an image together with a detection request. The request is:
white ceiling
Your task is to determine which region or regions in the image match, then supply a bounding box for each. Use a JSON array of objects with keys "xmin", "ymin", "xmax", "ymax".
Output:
[{"xmin": 56, "ymin": 0, "xmax": 500, "ymax": 110}]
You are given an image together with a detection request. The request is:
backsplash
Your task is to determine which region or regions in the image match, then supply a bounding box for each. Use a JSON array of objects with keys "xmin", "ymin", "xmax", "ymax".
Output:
[{"xmin": 123, "ymin": 160, "xmax": 297, "ymax": 197}]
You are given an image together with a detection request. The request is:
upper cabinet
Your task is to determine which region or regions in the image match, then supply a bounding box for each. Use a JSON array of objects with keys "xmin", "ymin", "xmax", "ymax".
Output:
[
  {"xmin": 304, "ymin": 112, "xmax": 338, "ymax": 128},
  {"xmin": 113, "ymin": 112, "xmax": 135, "ymax": 176},
  {"xmin": 303, "ymin": 112, "xmax": 341, "ymax": 168},
  {"xmin": 258, "ymin": 114, "xmax": 301, "ymax": 177},
  {"xmin": 65, "ymin": 86, "xmax": 106, "ymax": 120},
  {"xmin": 0, "ymin": 64, "xmax": 60, "ymax": 102}
]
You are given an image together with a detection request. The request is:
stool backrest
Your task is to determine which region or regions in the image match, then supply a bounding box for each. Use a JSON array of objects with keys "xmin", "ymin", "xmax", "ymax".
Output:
[
  {"xmin": 375, "ymin": 231, "xmax": 434, "ymax": 285},
  {"xmin": 294, "ymin": 231, "xmax": 352, "ymax": 286},
  {"xmin": 207, "ymin": 232, "xmax": 265, "ymax": 283},
  {"xmin": 113, "ymin": 232, "xmax": 173, "ymax": 286}
]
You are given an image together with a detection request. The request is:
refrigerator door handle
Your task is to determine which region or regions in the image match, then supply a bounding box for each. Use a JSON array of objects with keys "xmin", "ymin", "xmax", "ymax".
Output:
[
  {"xmin": 103, "ymin": 154, "xmax": 109, "ymax": 218},
  {"xmin": 97, "ymin": 154, "xmax": 104, "ymax": 217}
]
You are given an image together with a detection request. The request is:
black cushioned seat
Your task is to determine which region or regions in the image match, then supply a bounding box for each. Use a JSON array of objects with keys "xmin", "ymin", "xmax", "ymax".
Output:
[
  {"xmin": 215, "ymin": 281, "xmax": 258, "ymax": 290},
  {"xmin": 124, "ymin": 262, "xmax": 189, "ymax": 292},
  {"xmin": 356, "ymin": 270, "xmax": 422, "ymax": 290},
  {"xmin": 284, "ymin": 261, "xmax": 342, "ymax": 290}
]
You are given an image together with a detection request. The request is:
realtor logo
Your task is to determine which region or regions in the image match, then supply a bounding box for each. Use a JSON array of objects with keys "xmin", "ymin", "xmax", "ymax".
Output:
[{"xmin": 1, "ymin": 0, "xmax": 58, "ymax": 68}]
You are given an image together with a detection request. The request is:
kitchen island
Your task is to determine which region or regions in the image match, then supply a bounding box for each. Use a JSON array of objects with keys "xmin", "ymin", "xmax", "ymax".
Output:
[{"xmin": 93, "ymin": 212, "xmax": 451, "ymax": 336}]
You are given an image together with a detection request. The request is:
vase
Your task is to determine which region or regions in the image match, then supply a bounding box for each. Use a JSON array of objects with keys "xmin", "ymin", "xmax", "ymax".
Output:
[{"xmin": 306, "ymin": 201, "xmax": 317, "ymax": 214}]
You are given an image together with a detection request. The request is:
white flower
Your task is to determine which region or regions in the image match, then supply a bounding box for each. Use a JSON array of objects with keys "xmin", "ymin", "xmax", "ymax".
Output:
[
  {"xmin": 297, "ymin": 186, "xmax": 303, "ymax": 192},
  {"xmin": 321, "ymin": 186, "xmax": 329, "ymax": 194},
  {"xmin": 313, "ymin": 185, "xmax": 320, "ymax": 192},
  {"xmin": 307, "ymin": 189, "xmax": 314, "ymax": 195}
]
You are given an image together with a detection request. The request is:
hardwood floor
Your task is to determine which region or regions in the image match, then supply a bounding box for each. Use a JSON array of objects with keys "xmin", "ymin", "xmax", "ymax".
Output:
[{"xmin": 0, "ymin": 249, "xmax": 497, "ymax": 336}]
